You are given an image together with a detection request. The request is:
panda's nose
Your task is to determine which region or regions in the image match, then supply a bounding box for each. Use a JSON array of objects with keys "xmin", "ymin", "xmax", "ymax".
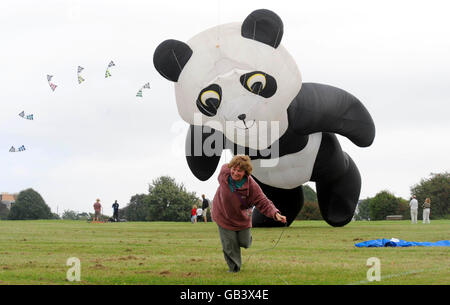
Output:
[{"xmin": 238, "ymin": 114, "xmax": 246, "ymax": 121}]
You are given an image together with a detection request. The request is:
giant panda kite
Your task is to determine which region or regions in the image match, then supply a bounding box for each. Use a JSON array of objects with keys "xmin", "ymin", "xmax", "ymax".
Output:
[{"xmin": 153, "ymin": 9, "xmax": 375, "ymax": 227}]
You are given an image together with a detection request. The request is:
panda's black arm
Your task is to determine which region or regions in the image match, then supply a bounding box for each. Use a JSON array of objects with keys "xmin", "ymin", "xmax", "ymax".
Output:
[
  {"xmin": 287, "ymin": 83, "xmax": 375, "ymax": 147},
  {"xmin": 185, "ymin": 125, "xmax": 223, "ymax": 181}
]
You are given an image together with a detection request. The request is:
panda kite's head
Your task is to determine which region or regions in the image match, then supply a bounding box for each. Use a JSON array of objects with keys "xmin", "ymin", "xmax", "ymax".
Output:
[{"xmin": 154, "ymin": 9, "xmax": 302, "ymax": 148}]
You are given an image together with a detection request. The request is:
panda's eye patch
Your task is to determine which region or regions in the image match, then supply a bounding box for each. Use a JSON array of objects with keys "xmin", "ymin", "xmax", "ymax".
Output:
[
  {"xmin": 200, "ymin": 90, "xmax": 220, "ymax": 106},
  {"xmin": 196, "ymin": 84, "xmax": 222, "ymax": 117},
  {"xmin": 246, "ymin": 73, "xmax": 266, "ymax": 93},
  {"xmin": 240, "ymin": 71, "xmax": 277, "ymax": 98}
]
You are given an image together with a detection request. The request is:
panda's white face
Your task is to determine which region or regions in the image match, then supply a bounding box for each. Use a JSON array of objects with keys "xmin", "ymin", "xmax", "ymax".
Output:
[{"xmin": 174, "ymin": 23, "xmax": 302, "ymax": 149}]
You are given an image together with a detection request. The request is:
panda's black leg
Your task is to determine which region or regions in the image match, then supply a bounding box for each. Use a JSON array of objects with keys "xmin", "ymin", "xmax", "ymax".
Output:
[
  {"xmin": 185, "ymin": 125, "xmax": 223, "ymax": 181},
  {"xmin": 251, "ymin": 176, "xmax": 304, "ymax": 227},
  {"xmin": 310, "ymin": 133, "xmax": 361, "ymax": 227}
]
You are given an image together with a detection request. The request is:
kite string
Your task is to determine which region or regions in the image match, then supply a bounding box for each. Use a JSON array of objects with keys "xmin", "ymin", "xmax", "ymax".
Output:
[
  {"xmin": 216, "ymin": 0, "xmax": 221, "ymax": 44},
  {"xmin": 243, "ymin": 223, "xmax": 289, "ymax": 284},
  {"xmin": 243, "ymin": 223, "xmax": 287, "ymax": 267}
]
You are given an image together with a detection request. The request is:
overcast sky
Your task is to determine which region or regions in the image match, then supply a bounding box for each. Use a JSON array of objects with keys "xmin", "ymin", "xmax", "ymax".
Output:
[{"xmin": 1, "ymin": 0, "xmax": 449, "ymax": 215}]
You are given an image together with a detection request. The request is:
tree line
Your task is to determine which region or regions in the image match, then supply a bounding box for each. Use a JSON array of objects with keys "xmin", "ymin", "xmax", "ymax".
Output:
[
  {"xmin": 296, "ymin": 172, "xmax": 449, "ymax": 221},
  {"xmin": 119, "ymin": 176, "xmax": 200, "ymax": 222},
  {"xmin": 355, "ymin": 172, "xmax": 448, "ymax": 220},
  {"xmin": 1, "ymin": 172, "xmax": 448, "ymax": 221},
  {"xmin": 0, "ymin": 188, "xmax": 59, "ymax": 220}
]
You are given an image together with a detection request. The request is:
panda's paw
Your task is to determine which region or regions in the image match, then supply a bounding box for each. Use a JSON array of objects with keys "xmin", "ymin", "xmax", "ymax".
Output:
[
  {"xmin": 316, "ymin": 154, "xmax": 361, "ymax": 227},
  {"xmin": 252, "ymin": 209, "xmax": 287, "ymax": 228},
  {"xmin": 250, "ymin": 179, "xmax": 304, "ymax": 228},
  {"xmin": 318, "ymin": 193, "xmax": 357, "ymax": 227}
]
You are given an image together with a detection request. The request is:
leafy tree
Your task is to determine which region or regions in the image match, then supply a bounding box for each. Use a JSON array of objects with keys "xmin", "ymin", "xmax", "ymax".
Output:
[
  {"xmin": 121, "ymin": 194, "xmax": 149, "ymax": 221},
  {"xmin": 367, "ymin": 190, "xmax": 405, "ymax": 220},
  {"xmin": 0, "ymin": 202, "xmax": 9, "ymax": 220},
  {"xmin": 295, "ymin": 185, "xmax": 321, "ymax": 220},
  {"xmin": 297, "ymin": 201, "xmax": 323, "ymax": 220},
  {"xmin": 396, "ymin": 198, "xmax": 410, "ymax": 219},
  {"xmin": 121, "ymin": 176, "xmax": 199, "ymax": 222},
  {"xmin": 354, "ymin": 199, "xmax": 371, "ymax": 220},
  {"xmin": 8, "ymin": 188, "xmax": 53, "ymax": 220},
  {"xmin": 77, "ymin": 212, "xmax": 90, "ymax": 220},
  {"xmin": 303, "ymin": 185, "xmax": 318, "ymax": 202},
  {"xmin": 410, "ymin": 172, "xmax": 449, "ymax": 219},
  {"xmin": 147, "ymin": 176, "xmax": 198, "ymax": 222},
  {"xmin": 62, "ymin": 210, "xmax": 79, "ymax": 220}
]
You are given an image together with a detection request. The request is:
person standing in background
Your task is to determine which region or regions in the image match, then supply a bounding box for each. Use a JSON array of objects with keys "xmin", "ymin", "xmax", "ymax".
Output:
[
  {"xmin": 422, "ymin": 198, "xmax": 431, "ymax": 224},
  {"xmin": 196, "ymin": 205, "xmax": 203, "ymax": 223},
  {"xmin": 93, "ymin": 199, "xmax": 102, "ymax": 221},
  {"xmin": 409, "ymin": 195, "xmax": 418, "ymax": 224},
  {"xmin": 201, "ymin": 194, "xmax": 210, "ymax": 223},
  {"xmin": 112, "ymin": 200, "xmax": 120, "ymax": 222},
  {"xmin": 191, "ymin": 205, "xmax": 197, "ymax": 224}
]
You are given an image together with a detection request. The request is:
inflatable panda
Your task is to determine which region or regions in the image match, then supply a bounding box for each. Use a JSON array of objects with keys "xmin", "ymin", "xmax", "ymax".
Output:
[{"xmin": 153, "ymin": 9, "xmax": 375, "ymax": 227}]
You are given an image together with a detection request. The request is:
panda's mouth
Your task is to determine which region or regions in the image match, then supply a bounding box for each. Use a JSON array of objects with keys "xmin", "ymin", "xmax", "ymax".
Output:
[{"xmin": 234, "ymin": 119, "xmax": 256, "ymax": 130}]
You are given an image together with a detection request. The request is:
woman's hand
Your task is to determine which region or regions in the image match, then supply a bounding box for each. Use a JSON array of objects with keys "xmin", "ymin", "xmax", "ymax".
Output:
[{"xmin": 274, "ymin": 213, "xmax": 287, "ymax": 224}]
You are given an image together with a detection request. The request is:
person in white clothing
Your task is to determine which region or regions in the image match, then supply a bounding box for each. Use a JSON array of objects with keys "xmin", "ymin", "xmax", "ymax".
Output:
[
  {"xmin": 422, "ymin": 198, "xmax": 431, "ymax": 224},
  {"xmin": 196, "ymin": 206, "xmax": 203, "ymax": 223},
  {"xmin": 409, "ymin": 195, "xmax": 418, "ymax": 224}
]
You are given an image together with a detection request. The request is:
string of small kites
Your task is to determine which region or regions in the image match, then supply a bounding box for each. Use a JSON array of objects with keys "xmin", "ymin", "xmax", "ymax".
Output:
[{"xmin": 10, "ymin": 60, "xmax": 150, "ymax": 153}]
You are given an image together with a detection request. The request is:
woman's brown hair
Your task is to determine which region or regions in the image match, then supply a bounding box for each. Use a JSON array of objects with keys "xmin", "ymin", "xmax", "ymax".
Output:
[{"xmin": 228, "ymin": 155, "xmax": 253, "ymax": 176}]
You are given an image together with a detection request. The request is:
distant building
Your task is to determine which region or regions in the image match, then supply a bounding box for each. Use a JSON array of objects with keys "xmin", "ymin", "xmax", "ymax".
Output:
[{"xmin": 0, "ymin": 192, "xmax": 18, "ymax": 209}]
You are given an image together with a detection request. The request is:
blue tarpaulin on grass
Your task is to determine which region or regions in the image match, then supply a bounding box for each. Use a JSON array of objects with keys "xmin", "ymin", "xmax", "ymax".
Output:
[{"xmin": 355, "ymin": 239, "xmax": 450, "ymax": 248}]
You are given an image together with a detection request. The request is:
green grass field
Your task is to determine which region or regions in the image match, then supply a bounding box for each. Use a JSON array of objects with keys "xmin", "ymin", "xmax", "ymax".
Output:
[{"xmin": 0, "ymin": 219, "xmax": 448, "ymax": 285}]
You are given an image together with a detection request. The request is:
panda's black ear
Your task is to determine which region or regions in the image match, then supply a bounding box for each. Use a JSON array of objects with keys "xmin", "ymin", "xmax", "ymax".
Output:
[
  {"xmin": 153, "ymin": 39, "xmax": 193, "ymax": 82},
  {"xmin": 241, "ymin": 9, "xmax": 284, "ymax": 48}
]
